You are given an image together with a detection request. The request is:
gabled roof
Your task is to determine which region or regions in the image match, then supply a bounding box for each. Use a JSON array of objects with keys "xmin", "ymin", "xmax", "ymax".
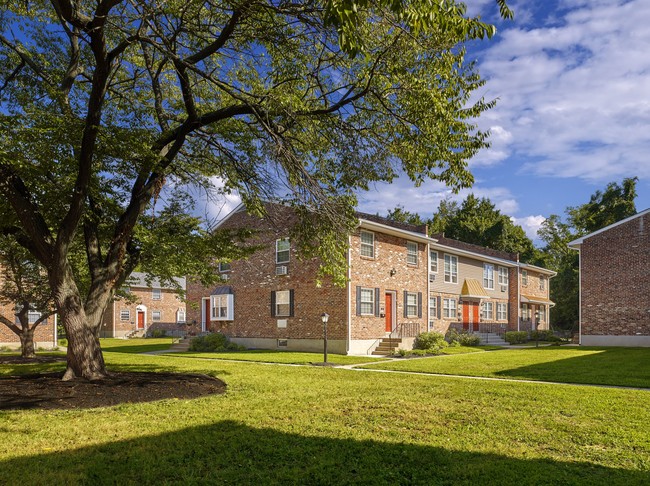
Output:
[
  {"xmin": 568, "ymin": 208, "xmax": 650, "ymax": 248},
  {"xmin": 460, "ymin": 278, "xmax": 489, "ymax": 299},
  {"xmin": 521, "ymin": 294, "xmax": 555, "ymax": 307}
]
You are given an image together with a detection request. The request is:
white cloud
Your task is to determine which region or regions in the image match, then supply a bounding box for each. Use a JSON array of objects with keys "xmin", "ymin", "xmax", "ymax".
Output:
[
  {"xmin": 473, "ymin": 0, "xmax": 650, "ymax": 181},
  {"xmin": 511, "ymin": 215, "xmax": 547, "ymax": 241}
]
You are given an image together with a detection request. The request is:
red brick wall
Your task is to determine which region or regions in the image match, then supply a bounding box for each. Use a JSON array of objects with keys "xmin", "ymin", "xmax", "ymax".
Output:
[
  {"xmin": 186, "ymin": 206, "xmax": 348, "ymax": 346},
  {"xmin": 580, "ymin": 213, "xmax": 650, "ymax": 338},
  {"xmin": 0, "ymin": 302, "xmax": 56, "ymax": 347},
  {"xmin": 349, "ymin": 229, "xmax": 427, "ymax": 340}
]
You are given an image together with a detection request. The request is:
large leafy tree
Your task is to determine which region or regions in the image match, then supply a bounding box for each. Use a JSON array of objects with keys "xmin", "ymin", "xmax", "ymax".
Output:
[
  {"xmin": 0, "ymin": 0, "xmax": 510, "ymax": 379},
  {"xmin": 538, "ymin": 178, "xmax": 638, "ymax": 330},
  {"xmin": 428, "ymin": 194, "xmax": 537, "ymax": 261}
]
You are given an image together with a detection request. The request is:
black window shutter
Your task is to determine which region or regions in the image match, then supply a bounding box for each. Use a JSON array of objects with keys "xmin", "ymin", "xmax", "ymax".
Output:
[
  {"xmin": 437, "ymin": 296, "xmax": 442, "ymax": 319},
  {"xmin": 374, "ymin": 288, "xmax": 380, "ymax": 317},
  {"xmin": 289, "ymin": 289, "xmax": 295, "ymax": 317},
  {"xmin": 403, "ymin": 290, "xmax": 408, "ymax": 318},
  {"xmin": 356, "ymin": 286, "xmax": 361, "ymax": 316},
  {"xmin": 271, "ymin": 291, "xmax": 276, "ymax": 317},
  {"xmin": 417, "ymin": 292, "xmax": 422, "ymax": 318}
]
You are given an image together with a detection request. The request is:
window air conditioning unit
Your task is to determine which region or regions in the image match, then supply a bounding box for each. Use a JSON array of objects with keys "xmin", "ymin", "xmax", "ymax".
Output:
[
  {"xmin": 276, "ymin": 265, "xmax": 288, "ymax": 276},
  {"xmin": 500, "ymin": 285, "xmax": 507, "ymax": 292},
  {"xmin": 429, "ymin": 274, "xmax": 436, "ymax": 282}
]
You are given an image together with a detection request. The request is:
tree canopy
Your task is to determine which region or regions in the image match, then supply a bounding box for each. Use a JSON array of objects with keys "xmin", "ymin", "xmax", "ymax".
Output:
[{"xmin": 0, "ymin": 0, "xmax": 510, "ymax": 379}]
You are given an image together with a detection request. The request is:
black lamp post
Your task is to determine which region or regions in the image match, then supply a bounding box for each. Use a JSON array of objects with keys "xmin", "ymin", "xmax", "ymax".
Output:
[{"xmin": 321, "ymin": 312, "xmax": 329, "ymax": 363}]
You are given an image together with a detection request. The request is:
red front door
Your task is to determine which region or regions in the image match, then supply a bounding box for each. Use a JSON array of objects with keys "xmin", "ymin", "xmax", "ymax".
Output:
[
  {"xmin": 385, "ymin": 293, "xmax": 393, "ymax": 332},
  {"xmin": 137, "ymin": 311, "xmax": 145, "ymax": 329},
  {"xmin": 462, "ymin": 302, "xmax": 479, "ymax": 331},
  {"xmin": 204, "ymin": 298, "xmax": 211, "ymax": 332}
]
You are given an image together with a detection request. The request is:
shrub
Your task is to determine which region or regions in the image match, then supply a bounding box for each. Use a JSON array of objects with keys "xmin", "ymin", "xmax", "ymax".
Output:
[
  {"xmin": 189, "ymin": 333, "xmax": 246, "ymax": 352},
  {"xmin": 445, "ymin": 328, "xmax": 480, "ymax": 346},
  {"xmin": 414, "ymin": 331, "xmax": 446, "ymax": 350},
  {"xmin": 149, "ymin": 329, "xmax": 167, "ymax": 338},
  {"xmin": 530, "ymin": 330, "xmax": 554, "ymax": 341},
  {"xmin": 505, "ymin": 331, "xmax": 528, "ymax": 344}
]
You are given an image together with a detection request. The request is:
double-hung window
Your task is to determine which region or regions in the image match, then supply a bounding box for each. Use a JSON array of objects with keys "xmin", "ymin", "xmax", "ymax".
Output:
[
  {"xmin": 522, "ymin": 270, "xmax": 528, "ymax": 286},
  {"xmin": 497, "ymin": 303, "xmax": 507, "ymax": 321},
  {"xmin": 498, "ymin": 267, "xmax": 508, "ymax": 286},
  {"xmin": 276, "ymin": 239, "xmax": 290, "ymax": 264},
  {"xmin": 218, "ymin": 262, "xmax": 231, "ymax": 272},
  {"xmin": 152, "ymin": 288, "xmax": 162, "ymax": 300},
  {"xmin": 405, "ymin": 292, "xmax": 418, "ymax": 317},
  {"xmin": 28, "ymin": 309, "xmax": 42, "ymax": 324},
  {"xmin": 274, "ymin": 290, "xmax": 291, "ymax": 317},
  {"xmin": 482, "ymin": 302, "xmax": 494, "ymax": 320},
  {"xmin": 429, "ymin": 250, "xmax": 438, "ymax": 273},
  {"xmin": 443, "ymin": 298, "xmax": 457, "ymax": 318},
  {"xmin": 212, "ymin": 294, "xmax": 234, "ymax": 320},
  {"xmin": 120, "ymin": 309, "xmax": 130, "ymax": 321},
  {"xmin": 407, "ymin": 241, "xmax": 418, "ymax": 265},
  {"xmin": 539, "ymin": 305, "xmax": 546, "ymax": 322},
  {"xmin": 176, "ymin": 309, "xmax": 186, "ymax": 323},
  {"xmin": 360, "ymin": 231, "xmax": 375, "ymax": 258},
  {"xmin": 429, "ymin": 297, "xmax": 437, "ymax": 319},
  {"xmin": 444, "ymin": 254, "xmax": 458, "ymax": 283},
  {"xmin": 540, "ymin": 276, "xmax": 546, "ymax": 291},
  {"xmin": 152, "ymin": 310, "xmax": 161, "ymax": 322},
  {"xmin": 359, "ymin": 288, "xmax": 375, "ymax": 315},
  {"xmin": 483, "ymin": 264, "xmax": 494, "ymax": 289}
]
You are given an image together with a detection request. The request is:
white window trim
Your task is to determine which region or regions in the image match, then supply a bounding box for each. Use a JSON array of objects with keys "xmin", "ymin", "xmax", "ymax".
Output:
[
  {"xmin": 483, "ymin": 263, "xmax": 494, "ymax": 290},
  {"xmin": 211, "ymin": 294, "xmax": 235, "ymax": 321},
  {"xmin": 429, "ymin": 297, "xmax": 437, "ymax": 318},
  {"xmin": 360, "ymin": 230, "xmax": 375, "ymax": 258},
  {"xmin": 497, "ymin": 303, "xmax": 507, "ymax": 321},
  {"xmin": 406, "ymin": 292, "xmax": 418, "ymax": 317},
  {"xmin": 443, "ymin": 298, "xmax": 457, "ymax": 318},
  {"xmin": 218, "ymin": 262, "xmax": 231, "ymax": 272},
  {"xmin": 498, "ymin": 266, "xmax": 509, "ymax": 286},
  {"xmin": 276, "ymin": 238, "xmax": 290, "ymax": 264},
  {"xmin": 483, "ymin": 301, "xmax": 494, "ymax": 320},
  {"xmin": 176, "ymin": 309, "xmax": 186, "ymax": 323},
  {"xmin": 429, "ymin": 250, "xmax": 438, "ymax": 273},
  {"xmin": 359, "ymin": 288, "xmax": 375, "ymax": 316},
  {"xmin": 444, "ymin": 254, "xmax": 458, "ymax": 284},
  {"xmin": 152, "ymin": 288, "xmax": 162, "ymax": 300},
  {"xmin": 406, "ymin": 241, "xmax": 418, "ymax": 266},
  {"xmin": 522, "ymin": 270, "xmax": 528, "ymax": 286},
  {"xmin": 152, "ymin": 310, "xmax": 162, "ymax": 322},
  {"xmin": 120, "ymin": 309, "xmax": 130, "ymax": 321},
  {"xmin": 540, "ymin": 276, "xmax": 546, "ymax": 291},
  {"xmin": 275, "ymin": 290, "xmax": 291, "ymax": 317}
]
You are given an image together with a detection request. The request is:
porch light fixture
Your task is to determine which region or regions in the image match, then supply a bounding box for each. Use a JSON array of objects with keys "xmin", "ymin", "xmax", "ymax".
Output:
[
  {"xmin": 321, "ymin": 313, "xmax": 330, "ymax": 363},
  {"xmin": 389, "ymin": 268, "xmax": 396, "ymax": 277}
]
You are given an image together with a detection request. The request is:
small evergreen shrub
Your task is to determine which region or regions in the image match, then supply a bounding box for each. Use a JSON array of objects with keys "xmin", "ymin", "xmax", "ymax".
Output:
[
  {"xmin": 414, "ymin": 331, "xmax": 446, "ymax": 350},
  {"xmin": 505, "ymin": 331, "xmax": 528, "ymax": 344},
  {"xmin": 445, "ymin": 328, "xmax": 480, "ymax": 346},
  {"xmin": 189, "ymin": 333, "xmax": 246, "ymax": 352},
  {"xmin": 149, "ymin": 329, "xmax": 167, "ymax": 338}
]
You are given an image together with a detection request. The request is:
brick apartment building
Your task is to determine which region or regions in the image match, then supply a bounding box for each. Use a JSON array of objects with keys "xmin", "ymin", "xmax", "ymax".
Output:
[
  {"xmin": 569, "ymin": 209, "xmax": 650, "ymax": 346},
  {"xmin": 99, "ymin": 272, "xmax": 187, "ymax": 338},
  {"xmin": 186, "ymin": 203, "xmax": 555, "ymax": 354}
]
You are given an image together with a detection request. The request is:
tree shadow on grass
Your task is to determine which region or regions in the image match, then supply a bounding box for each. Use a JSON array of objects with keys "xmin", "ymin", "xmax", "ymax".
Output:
[
  {"xmin": 494, "ymin": 347, "xmax": 650, "ymax": 388},
  {"xmin": 1, "ymin": 420, "xmax": 646, "ymax": 485},
  {"xmin": 102, "ymin": 344, "xmax": 172, "ymax": 354}
]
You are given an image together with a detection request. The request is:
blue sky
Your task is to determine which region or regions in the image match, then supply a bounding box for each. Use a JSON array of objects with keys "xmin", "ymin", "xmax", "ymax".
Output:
[{"xmin": 356, "ymin": 0, "xmax": 650, "ymax": 242}]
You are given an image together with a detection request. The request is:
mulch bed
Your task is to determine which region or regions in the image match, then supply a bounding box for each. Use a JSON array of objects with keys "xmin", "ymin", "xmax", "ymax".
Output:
[{"xmin": 0, "ymin": 356, "xmax": 226, "ymax": 410}]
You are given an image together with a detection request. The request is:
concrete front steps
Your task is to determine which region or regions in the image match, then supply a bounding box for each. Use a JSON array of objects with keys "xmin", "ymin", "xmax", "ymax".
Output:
[
  {"xmin": 167, "ymin": 337, "xmax": 191, "ymax": 352},
  {"xmin": 372, "ymin": 337, "xmax": 402, "ymax": 356},
  {"xmin": 477, "ymin": 332, "xmax": 509, "ymax": 346}
]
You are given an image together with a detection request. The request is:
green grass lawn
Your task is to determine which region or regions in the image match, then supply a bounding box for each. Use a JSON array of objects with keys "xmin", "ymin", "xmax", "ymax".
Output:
[
  {"xmin": 361, "ymin": 346, "xmax": 650, "ymax": 388},
  {"xmin": 1, "ymin": 343, "xmax": 649, "ymax": 484},
  {"xmin": 100, "ymin": 337, "xmax": 175, "ymax": 354}
]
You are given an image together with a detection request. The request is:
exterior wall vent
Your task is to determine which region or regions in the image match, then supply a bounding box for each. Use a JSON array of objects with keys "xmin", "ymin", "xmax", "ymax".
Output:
[
  {"xmin": 277, "ymin": 339, "xmax": 288, "ymax": 347},
  {"xmin": 429, "ymin": 273, "xmax": 436, "ymax": 282}
]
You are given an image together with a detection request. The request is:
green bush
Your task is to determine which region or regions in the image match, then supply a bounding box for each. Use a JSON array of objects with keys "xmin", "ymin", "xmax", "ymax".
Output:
[
  {"xmin": 149, "ymin": 329, "xmax": 167, "ymax": 338},
  {"xmin": 189, "ymin": 333, "xmax": 246, "ymax": 352},
  {"xmin": 505, "ymin": 331, "xmax": 528, "ymax": 344},
  {"xmin": 414, "ymin": 331, "xmax": 446, "ymax": 350},
  {"xmin": 445, "ymin": 328, "xmax": 480, "ymax": 346}
]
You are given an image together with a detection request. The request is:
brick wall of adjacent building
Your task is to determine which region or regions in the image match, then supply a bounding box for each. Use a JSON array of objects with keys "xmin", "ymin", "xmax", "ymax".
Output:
[
  {"xmin": 580, "ymin": 213, "xmax": 650, "ymax": 337},
  {"xmin": 0, "ymin": 302, "xmax": 56, "ymax": 347},
  {"xmin": 186, "ymin": 205, "xmax": 348, "ymax": 349},
  {"xmin": 100, "ymin": 288, "xmax": 186, "ymax": 338},
  {"xmin": 349, "ymin": 229, "xmax": 427, "ymax": 340},
  {"xmin": 508, "ymin": 267, "xmax": 519, "ymax": 330}
]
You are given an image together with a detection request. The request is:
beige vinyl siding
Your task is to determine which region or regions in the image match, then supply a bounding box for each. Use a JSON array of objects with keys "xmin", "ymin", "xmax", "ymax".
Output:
[{"xmin": 430, "ymin": 252, "xmax": 512, "ymax": 299}]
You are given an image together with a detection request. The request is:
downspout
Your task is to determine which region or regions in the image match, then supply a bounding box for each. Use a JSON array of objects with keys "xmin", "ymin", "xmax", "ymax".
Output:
[
  {"xmin": 427, "ymin": 242, "xmax": 430, "ymax": 330},
  {"xmin": 53, "ymin": 313, "xmax": 58, "ymax": 347},
  {"xmin": 347, "ymin": 235, "xmax": 352, "ymax": 355},
  {"xmin": 578, "ymin": 249, "xmax": 582, "ymax": 345}
]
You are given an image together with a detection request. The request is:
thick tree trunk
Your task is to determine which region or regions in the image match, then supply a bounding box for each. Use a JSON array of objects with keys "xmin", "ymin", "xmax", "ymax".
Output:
[
  {"xmin": 51, "ymin": 265, "xmax": 109, "ymax": 381},
  {"xmin": 19, "ymin": 327, "xmax": 36, "ymax": 358}
]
